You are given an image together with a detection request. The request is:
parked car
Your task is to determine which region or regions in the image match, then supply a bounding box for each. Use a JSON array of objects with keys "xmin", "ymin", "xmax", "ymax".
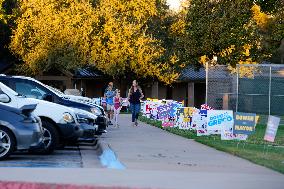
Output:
[
  {"xmin": 64, "ymin": 89, "xmax": 81, "ymax": 96},
  {"xmin": 0, "ymin": 75, "xmax": 108, "ymax": 135},
  {"xmin": 0, "ymin": 82, "xmax": 97, "ymax": 153},
  {"xmin": 0, "ymin": 103, "xmax": 44, "ymax": 159}
]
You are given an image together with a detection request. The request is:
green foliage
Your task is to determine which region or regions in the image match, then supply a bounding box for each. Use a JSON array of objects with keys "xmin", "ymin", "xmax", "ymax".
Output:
[
  {"xmin": 184, "ymin": 0, "xmax": 266, "ymax": 67},
  {"xmin": 139, "ymin": 115, "xmax": 163, "ymax": 128},
  {"xmin": 269, "ymin": 5, "xmax": 284, "ymax": 43}
]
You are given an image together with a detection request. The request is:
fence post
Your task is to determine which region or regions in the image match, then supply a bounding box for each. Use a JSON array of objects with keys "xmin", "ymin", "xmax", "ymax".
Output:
[
  {"xmin": 269, "ymin": 66, "xmax": 272, "ymax": 116},
  {"xmin": 236, "ymin": 64, "xmax": 239, "ymax": 112},
  {"xmin": 205, "ymin": 61, "xmax": 208, "ymax": 105}
]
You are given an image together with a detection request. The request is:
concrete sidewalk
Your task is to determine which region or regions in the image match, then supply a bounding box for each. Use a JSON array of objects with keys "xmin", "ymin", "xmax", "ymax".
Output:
[
  {"xmin": 0, "ymin": 114, "xmax": 283, "ymax": 189},
  {"xmin": 100, "ymin": 115, "xmax": 280, "ymax": 172},
  {"xmin": 99, "ymin": 114, "xmax": 284, "ymax": 188}
]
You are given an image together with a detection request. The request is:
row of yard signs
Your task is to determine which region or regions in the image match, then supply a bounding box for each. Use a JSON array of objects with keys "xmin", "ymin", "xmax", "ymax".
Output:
[{"xmin": 141, "ymin": 99, "xmax": 281, "ymax": 142}]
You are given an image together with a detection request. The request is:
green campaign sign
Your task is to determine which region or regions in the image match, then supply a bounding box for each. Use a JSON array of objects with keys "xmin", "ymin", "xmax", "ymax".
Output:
[{"xmin": 233, "ymin": 112, "xmax": 256, "ymax": 135}]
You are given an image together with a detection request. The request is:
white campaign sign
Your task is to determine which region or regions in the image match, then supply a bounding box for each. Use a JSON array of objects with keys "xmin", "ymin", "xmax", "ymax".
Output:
[
  {"xmin": 192, "ymin": 110, "xmax": 209, "ymax": 136},
  {"xmin": 207, "ymin": 110, "xmax": 234, "ymax": 131}
]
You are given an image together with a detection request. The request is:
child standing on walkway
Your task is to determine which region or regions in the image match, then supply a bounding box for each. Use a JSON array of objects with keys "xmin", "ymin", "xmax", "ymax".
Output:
[{"xmin": 113, "ymin": 89, "xmax": 122, "ymax": 128}]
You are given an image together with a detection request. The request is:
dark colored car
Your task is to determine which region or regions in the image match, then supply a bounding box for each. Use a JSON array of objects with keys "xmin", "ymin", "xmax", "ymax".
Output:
[
  {"xmin": 0, "ymin": 75, "xmax": 108, "ymax": 135},
  {"xmin": 0, "ymin": 103, "xmax": 45, "ymax": 160}
]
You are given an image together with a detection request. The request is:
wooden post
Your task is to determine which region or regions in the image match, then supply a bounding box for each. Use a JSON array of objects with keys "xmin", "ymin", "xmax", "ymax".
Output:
[
  {"xmin": 152, "ymin": 81, "xmax": 159, "ymax": 99},
  {"xmin": 187, "ymin": 82, "xmax": 194, "ymax": 107},
  {"xmin": 223, "ymin": 93, "xmax": 229, "ymax": 110}
]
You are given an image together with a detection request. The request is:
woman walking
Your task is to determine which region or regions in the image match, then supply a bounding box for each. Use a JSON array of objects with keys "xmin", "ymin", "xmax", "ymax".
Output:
[
  {"xmin": 113, "ymin": 89, "xmax": 122, "ymax": 128},
  {"xmin": 128, "ymin": 80, "xmax": 144, "ymax": 126}
]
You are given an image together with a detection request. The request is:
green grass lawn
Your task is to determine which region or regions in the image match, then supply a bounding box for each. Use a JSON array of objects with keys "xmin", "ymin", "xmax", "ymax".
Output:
[{"xmin": 138, "ymin": 116, "xmax": 284, "ymax": 174}]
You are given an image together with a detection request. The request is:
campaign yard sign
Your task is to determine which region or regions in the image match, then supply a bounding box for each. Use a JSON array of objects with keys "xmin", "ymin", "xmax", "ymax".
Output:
[
  {"xmin": 192, "ymin": 110, "xmax": 209, "ymax": 136},
  {"xmin": 221, "ymin": 118, "xmax": 248, "ymax": 141},
  {"xmin": 161, "ymin": 117, "xmax": 175, "ymax": 127},
  {"xmin": 264, "ymin": 115, "xmax": 281, "ymax": 142},
  {"xmin": 187, "ymin": 107, "xmax": 199, "ymax": 130},
  {"xmin": 157, "ymin": 103, "xmax": 181, "ymax": 119},
  {"xmin": 175, "ymin": 108, "xmax": 189, "ymax": 130},
  {"xmin": 207, "ymin": 110, "xmax": 234, "ymax": 131},
  {"xmin": 157, "ymin": 104, "xmax": 169, "ymax": 119},
  {"xmin": 233, "ymin": 112, "xmax": 256, "ymax": 135},
  {"xmin": 174, "ymin": 107, "xmax": 199, "ymax": 130},
  {"xmin": 221, "ymin": 128, "xmax": 248, "ymax": 140},
  {"xmin": 158, "ymin": 103, "xmax": 181, "ymax": 128},
  {"xmin": 150, "ymin": 102, "xmax": 159, "ymax": 120}
]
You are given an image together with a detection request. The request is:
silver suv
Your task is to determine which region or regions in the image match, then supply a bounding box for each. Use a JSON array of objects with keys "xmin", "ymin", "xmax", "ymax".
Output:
[{"xmin": 0, "ymin": 103, "xmax": 44, "ymax": 160}]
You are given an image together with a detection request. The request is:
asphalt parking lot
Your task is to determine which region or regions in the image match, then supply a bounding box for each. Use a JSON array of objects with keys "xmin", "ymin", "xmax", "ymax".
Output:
[{"xmin": 0, "ymin": 142, "xmax": 101, "ymax": 168}]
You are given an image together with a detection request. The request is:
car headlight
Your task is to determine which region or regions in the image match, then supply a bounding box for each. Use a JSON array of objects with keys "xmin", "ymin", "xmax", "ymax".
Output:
[
  {"xmin": 63, "ymin": 113, "xmax": 74, "ymax": 123},
  {"xmin": 91, "ymin": 107, "xmax": 101, "ymax": 116}
]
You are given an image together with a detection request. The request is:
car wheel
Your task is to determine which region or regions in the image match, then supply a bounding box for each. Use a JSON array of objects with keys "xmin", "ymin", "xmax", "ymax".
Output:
[
  {"xmin": 0, "ymin": 127, "xmax": 16, "ymax": 160},
  {"xmin": 95, "ymin": 130, "xmax": 102, "ymax": 136},
  {"xmin": 39, "ymin": 120, "xmax": 59, "ymax": 154}
]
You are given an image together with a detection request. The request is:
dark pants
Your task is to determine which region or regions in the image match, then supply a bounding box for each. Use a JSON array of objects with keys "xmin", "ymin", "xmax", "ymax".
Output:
[{"xmin": 130, "ymin": 103, "xmax": 141, "ymax": 122}]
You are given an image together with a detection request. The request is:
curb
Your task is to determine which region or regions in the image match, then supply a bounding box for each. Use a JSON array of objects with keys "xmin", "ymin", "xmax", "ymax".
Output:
[
  {"xmin": 0, "ymin": 181, "xmax": 145, "ymax": 189},
  {"xmin": 96, "ymin": 140, "xmax": 126, "ymax": 170}
]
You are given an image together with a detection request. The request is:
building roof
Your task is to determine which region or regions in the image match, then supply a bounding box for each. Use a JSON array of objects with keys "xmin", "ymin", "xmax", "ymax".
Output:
[
  {"xmin": 179, "ymin": 66, "xmax": 206, "ymax": 81},
  {"xmin": 74, "ymin": 68, "xmax": 102, "ymax": 78},
  {"xmin": 179, "ymin": 65, "xmax": 233, "ymax": 81}
]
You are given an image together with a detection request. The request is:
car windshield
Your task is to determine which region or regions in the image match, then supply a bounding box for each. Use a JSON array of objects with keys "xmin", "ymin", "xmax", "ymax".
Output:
[
  {"xmin": 26, "ymin": 77, "xmax": 61, "ymax": 98},
  {"xmin": 44, "ymin": 84, "xmax": 64, "ymax": 96}
]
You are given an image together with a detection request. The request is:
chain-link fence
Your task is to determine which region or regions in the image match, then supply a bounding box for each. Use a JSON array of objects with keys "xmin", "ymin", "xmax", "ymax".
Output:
[{"xmin": 206, "ymin": 63, "xmax": 284, "ymax": 124}]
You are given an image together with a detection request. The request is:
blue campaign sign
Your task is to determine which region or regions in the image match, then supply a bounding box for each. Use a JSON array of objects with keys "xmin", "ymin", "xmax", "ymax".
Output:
[
  {"xmin": 157, "ymin": 102, "xmax": 182, "ymax": 119},
  {"xmin": 233, "ymin": 112, "xmax": 256, "ymax": 135},
  {"xmin": 169, "ymin": 103, "xmax": 182, "ymax": 117},
  {"xmin": 157, "ymin": 104, "xmax": 169, "ymax": 119}
]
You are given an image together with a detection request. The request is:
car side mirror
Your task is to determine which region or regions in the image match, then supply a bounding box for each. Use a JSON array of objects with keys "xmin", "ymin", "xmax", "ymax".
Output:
[
  {"xmin": 0, "ymin": 94, "xmax": 10, "ymax": 103},
  {"xmin": 42, "ymin": 94, "xmax": 53, "ymax": 102}
]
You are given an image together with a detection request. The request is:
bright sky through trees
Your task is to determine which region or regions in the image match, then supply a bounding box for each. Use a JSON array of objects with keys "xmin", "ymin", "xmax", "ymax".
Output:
[{"xmin": 167, "ymin": 0, "xmax": 181, "ymax": 10}]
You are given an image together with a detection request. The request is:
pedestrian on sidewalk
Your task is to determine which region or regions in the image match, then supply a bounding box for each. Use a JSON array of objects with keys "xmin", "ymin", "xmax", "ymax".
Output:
[
  {"xmin": 104, "ymin": 82, "xmax": 116, "ymax": 125},
  {"xmin": 113, "ymin": 89, "xmax": 122, "ymax": 128},
  {"xmin": 127, "ymin": 80, "xmax": 144, "ymax": 126}
]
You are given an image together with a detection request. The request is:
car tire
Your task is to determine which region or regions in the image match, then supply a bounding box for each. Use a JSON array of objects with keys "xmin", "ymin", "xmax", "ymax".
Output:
[
  {"xmin": 95, "ymin": 130, "xmax": 102, "ymax": 136},
  {"xmin": 38, "ymin": 120, "xmax": 58, "ymax": 154},
  {"xmin": 0, "ymin": 126, "xmax": 16, "ymax": 160}
]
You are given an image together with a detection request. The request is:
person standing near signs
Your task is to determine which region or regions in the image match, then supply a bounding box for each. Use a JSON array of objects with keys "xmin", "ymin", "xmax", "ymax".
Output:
[
  {"xmin": 127, "ymin": 80, "xmax": 144, "ymax": 126},
  {"xmin": 104, "ymin": 82, "xmax": 116, "ymax": 125}
]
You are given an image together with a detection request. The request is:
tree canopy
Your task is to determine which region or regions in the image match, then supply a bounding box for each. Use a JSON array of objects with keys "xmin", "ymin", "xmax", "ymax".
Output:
[
  {"xmin": 90, "ymin": 0, "xmax": 179, "ymax": 83},
  {"xmin": 184, "ymin": 0, "xmax": 265, "ymax": 67},
  {"xmin": 10, "ymin": 0, "xmax": 98, "ymax": 74},
  {"xmin": 10, "ymin": 0, "xmax": 180, "ymax": 83},
  {"xmin": 1, "ymin": 0, "xmax": 283, "ymax": 83}
]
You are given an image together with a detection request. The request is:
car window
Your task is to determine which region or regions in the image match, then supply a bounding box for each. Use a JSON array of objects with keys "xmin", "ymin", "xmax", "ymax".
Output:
[
  {"xmin": 0, "ymin": 80, "xmax": 9, "ymax": 86},
  {"xmin": 15, "ymin": 82, "xmax": 47, "ymax": 100}
]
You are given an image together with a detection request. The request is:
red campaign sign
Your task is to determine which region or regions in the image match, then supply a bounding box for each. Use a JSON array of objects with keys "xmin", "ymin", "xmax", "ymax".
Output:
[
  {"xmin": 162, "ymin": 119, "xmax": 175, "ymax": 127},
  {"xmin": 145, "ymin": 104, "xmax": 152, "ymax": 114}
]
